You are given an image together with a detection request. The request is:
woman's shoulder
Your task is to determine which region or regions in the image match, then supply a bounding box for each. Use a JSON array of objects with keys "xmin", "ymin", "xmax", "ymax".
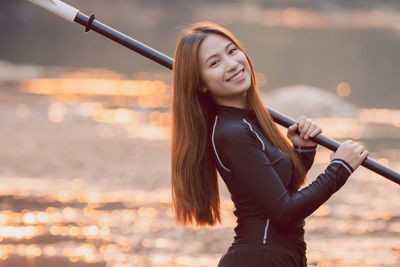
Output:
[{"xmin": 212, "ymin": 115, "xmax": 250, "ymax": 144}]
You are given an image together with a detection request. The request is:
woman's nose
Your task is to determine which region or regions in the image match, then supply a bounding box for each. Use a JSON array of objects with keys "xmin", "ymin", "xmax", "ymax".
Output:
[{"xmin": 225, "ymin": 58, "xmax": 239, "ymax": 71}]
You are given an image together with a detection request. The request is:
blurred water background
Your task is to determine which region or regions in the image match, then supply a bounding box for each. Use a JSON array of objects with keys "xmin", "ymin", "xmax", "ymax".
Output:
[{"xmin": 0, "ymin": 0, "xmax": 399, "ymax": 266}]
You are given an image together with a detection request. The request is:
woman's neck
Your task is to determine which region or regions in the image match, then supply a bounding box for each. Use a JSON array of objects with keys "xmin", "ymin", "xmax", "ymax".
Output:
[{"xmin": 212, "ymin": 91, "xmax": 248, "ymax": 109}]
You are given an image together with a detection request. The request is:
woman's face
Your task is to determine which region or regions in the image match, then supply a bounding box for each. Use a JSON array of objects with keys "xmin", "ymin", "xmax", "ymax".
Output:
[{"xmin": 198, "ymin": 34, "xmax": 252, "ymax": 108}]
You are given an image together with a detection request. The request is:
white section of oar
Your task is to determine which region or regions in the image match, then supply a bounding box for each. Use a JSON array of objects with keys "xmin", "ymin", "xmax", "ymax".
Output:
[{"xmin": 28, "ymin": 0, "xmax": 79, "ymax": 22}]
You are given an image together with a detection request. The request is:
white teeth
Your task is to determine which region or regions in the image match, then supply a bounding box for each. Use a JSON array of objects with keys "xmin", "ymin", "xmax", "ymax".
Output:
[{"xmin": 228, "ymin": 70, "xmax": 243, "ymax": 82}]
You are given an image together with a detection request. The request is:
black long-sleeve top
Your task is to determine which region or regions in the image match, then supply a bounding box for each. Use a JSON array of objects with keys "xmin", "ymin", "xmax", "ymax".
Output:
[{"xmin": 211, "ymin": 105, "xmax": 353, "ymax": 255}]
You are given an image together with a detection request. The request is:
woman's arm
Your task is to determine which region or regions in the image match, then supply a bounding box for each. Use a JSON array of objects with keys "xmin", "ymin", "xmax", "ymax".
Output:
[
  {"xmin": 215, "ymin": 125, "xmax": 366, "ymax": 228},
  {"xmin": 294, "ymin": 145, "xmax": 317, "ymax": 171},
  {"xmin": 287, "ymin": 116, "xmax": 320, "ymax": 171}
]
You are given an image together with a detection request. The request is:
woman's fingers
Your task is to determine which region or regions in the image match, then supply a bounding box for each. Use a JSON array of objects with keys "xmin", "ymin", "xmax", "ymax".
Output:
[
  {"xmin": 355, "ymin": 144, "xmax": 365, "ymax": 153},
  {"xmin": 301, "ymin": 119, "xmax": 312, "ymax": 138},
  {"xmin": 298, "ymin": 116, "xmax": 306, "ymax": 132},
  {"xmin": 303, "ymin": 120, "xmax": 322, "ymax": 139},
  {"xmin": 296, "ymin": 116, "xmax": 323, "ymax": 140},
  {"xmin": 360, "ymin": 150, "xmax": 369, "ymax": 159},
  {"xmin": 332, "ymin": 139, "xmax": 370, "ymax": 170},
  {"xmin": 292, "ymin": 116, "xmax": 322, "ymax": 145}
]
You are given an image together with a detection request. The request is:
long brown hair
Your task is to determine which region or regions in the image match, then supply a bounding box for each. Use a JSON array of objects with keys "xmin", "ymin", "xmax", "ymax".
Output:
[{"xmin": 171, "ymin": 21, "xmax": 306, "ymax": 226}]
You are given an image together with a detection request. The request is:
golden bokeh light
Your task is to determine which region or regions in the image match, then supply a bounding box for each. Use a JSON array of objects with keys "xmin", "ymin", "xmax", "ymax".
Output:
[
  {"xmin": 314, "ymin": 118, "xmax": 365, "ymax": 139},
  {"xmin": 255, "ymin": 72, "xmax": 267, "ymax": 87},
  {"xmin": 0, "ymin": 226, "xmax": 37, "ymax": 239},
  {"xmin": 359, "ymin": 108, "xmax": 400, "ymax": 127},
  {"xmin": 0, "ymin": 214, "xmax": 9, "ymax": 225},
  {"xmin": 20, "ymin": 78, "xmax": 169, "ymax": 100},
  {"xmin": 19, "ymin": 74, "xmax": 173, "ymax": 140},
  {"xmin": 282, "ymin": 8, "xmax": 303, "ymax": 27},
  {"xmin": 314, "ymin": 204, "xmax": 332, "ymax": 217},
  {"xmin": 68, "ymin": 226, "xmax": 80, "ymax": 237},
  {"xmin": 63, "ymin": 207, "xmax": 78, "ymax": 221},
  {"xmin": 336, "ymin": 82, "xmax": 351, "ymax": 97},
  {"xmin": 26, "ymin": 245, "xmax": 42, "ymax": 257},
  {"xmin": 48, "ymin": 103, "xmax": 65, "ymax": 123},
  {"xmin": 23, "ymin": 212, "xmax": 36, "ymax": 224},
  {"xmin": 138, "ymin": 207, "xmax": 159, "ymax": 218}
]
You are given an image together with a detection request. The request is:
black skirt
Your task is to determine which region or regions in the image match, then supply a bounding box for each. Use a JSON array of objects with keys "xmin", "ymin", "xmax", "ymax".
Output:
[{"xmin": 217, "ymin": 243, "xmax": 307, "ymax": 267}]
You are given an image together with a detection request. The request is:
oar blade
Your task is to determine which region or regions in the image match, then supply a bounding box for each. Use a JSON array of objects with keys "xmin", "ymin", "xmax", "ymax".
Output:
[{"xmin": 27, "ymin": 0, "xmax": 79, "ymax": 22}]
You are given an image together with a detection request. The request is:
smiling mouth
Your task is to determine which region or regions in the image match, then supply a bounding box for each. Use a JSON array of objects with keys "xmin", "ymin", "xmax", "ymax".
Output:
[{"xmin": 226, "ymin": 69, "xmax": 244, "ymax": 82}]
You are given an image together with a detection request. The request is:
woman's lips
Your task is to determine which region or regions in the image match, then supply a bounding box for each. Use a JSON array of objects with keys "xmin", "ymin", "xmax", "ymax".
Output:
[{"xmin": 226, "ymin": 69, "xmax": 244, "ymax": 82}]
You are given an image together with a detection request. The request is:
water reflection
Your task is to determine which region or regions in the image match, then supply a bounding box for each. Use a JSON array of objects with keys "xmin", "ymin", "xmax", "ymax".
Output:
[
  {"xmin": 20, "ymin": 74, "xmax": 172, "ymax": 140},
  {"xmin": 20, "ymin": 78, "xmax": 169, "ymax": 107},
  {"xmin": 0, "ymin": 176, "xmax": 233, "ymax": 266},
  {"xmin": 0, "ymin": 174, "xmax": 399, "ymax": 266}
]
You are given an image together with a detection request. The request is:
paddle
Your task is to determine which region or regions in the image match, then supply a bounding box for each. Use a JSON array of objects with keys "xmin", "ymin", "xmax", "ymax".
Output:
[{"xmin": 27, "ymin": 0, "xmax": 400, "ymax": 185}]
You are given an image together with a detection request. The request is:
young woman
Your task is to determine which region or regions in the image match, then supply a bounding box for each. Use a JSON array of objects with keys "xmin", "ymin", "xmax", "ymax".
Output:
[{"xmin": 170, "ymin": 21, "xmax": 368, "ymax": 267}]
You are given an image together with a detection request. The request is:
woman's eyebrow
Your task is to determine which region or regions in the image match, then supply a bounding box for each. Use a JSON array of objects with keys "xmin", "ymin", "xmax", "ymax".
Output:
[{"xmin": 205, "ymin": 42, "xmax": 234, "ymax": 65}]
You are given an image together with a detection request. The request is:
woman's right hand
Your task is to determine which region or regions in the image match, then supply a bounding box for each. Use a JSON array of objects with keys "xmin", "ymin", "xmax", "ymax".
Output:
[{"xmin": 330, "ymin": 140, "xmax": 369, "ymax": 170}]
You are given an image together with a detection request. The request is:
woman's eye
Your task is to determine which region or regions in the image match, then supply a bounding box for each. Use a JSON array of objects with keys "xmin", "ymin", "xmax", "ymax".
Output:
[
  {"xmin": 210, "ymin": 61, "xmax": 219, "ymax": 67},
  {"xmin": 229, "ymin": 48, "xmax": 237, "ymax": 55}
]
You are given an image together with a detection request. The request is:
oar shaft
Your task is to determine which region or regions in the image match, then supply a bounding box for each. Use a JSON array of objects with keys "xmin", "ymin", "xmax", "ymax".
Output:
[
  {"xmin": 75, "ymin": 13, "xmax": 173, "ymax": 70},
  {"xmin": 269, "ymin": 109, "xmax": 400, "ymax": 185},
  {"xmin": 28, "ymin": 5, "xmax": 400, "ymax": 185}
]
